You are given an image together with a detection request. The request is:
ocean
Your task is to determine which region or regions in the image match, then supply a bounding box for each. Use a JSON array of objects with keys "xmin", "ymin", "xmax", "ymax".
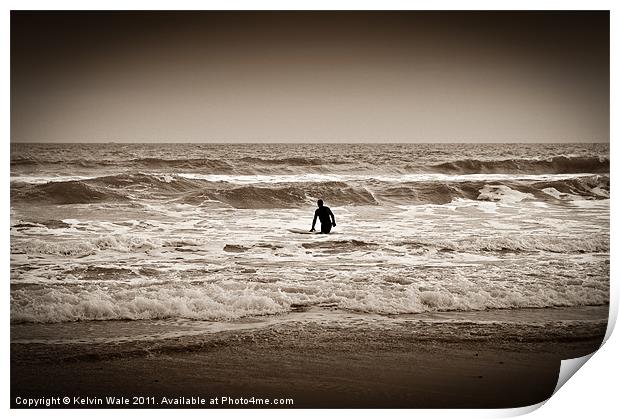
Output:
[{"xmin": 10, "ymin": 143, "xmax": 609, "ymax": 356}]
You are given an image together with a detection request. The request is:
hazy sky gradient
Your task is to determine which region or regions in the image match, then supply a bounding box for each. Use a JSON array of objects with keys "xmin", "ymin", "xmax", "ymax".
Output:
[{"xmin": 11, "ymin": 11, "xmax": 609, "ymax": 143}]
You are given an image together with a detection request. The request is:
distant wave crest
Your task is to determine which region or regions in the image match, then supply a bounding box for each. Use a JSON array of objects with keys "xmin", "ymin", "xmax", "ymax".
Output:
[
  {"xmin": 427, "ymin": 156, "xmax": 609, "ymax": 175},
  {"xmin": 12, "ymin": 154, "xmax": 609, "ymax": 175}
]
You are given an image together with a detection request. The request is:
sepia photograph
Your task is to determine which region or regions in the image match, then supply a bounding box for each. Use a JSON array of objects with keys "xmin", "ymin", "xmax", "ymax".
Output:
[{"xmin": 10, "ymin": 10, "xmax": 609, "ymax": 409}]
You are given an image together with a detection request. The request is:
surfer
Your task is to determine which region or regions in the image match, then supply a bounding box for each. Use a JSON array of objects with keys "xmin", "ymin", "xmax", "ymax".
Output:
[{"xmin": 310, "ymin": 199, "xmax": 336, "ymax": 234}]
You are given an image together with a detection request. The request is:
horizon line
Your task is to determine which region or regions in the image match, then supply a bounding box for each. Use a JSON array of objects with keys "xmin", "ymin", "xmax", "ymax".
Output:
[{"xmin": 10, "ymin": 140, "xmax": 610, "ymax": 145}]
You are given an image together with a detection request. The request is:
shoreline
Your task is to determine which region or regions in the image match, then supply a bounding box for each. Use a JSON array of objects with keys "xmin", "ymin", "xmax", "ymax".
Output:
[{"xmin": 11, "ymin": 306, "xmax": 607, "ymax": 408}]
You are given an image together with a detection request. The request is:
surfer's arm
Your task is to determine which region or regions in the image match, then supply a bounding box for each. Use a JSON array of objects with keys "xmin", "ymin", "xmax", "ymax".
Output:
[
  {"xmin": 310, "ymin": 211, "xmax": 318, "ymax": 231},
  {"xmin": 329, "ymin": 208, "xmax": 336, "ymax": 226}
]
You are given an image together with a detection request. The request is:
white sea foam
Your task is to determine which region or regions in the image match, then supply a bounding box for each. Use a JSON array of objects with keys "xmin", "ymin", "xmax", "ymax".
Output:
[
  {"xmin": 477, "ymin": 185, "xmax": 534, "ymax": 203},
  {"xmin": 541, "ymin": 187, "xmax": 584, "ymax": 200},
  {"xmin": 10, "ymin": 175, "xmax": 97, "ymax": 184},
  {"xmin": 11, "ymin": 235, "xmax": 207, "ymax": 257},
  {"xmin": 590, "ymin": 186, "xmax": 609, "ymax": 198},
  {"xmin": 10, "ymin": 272, "xmax": 609, "ymax": 323},
  {"xmin": 176, "ymin": 172, "xmax": 592, "ymax": 185},
  {"xmin": 409, "ymin": 235, "xmax": 609, "ymax": 253}
]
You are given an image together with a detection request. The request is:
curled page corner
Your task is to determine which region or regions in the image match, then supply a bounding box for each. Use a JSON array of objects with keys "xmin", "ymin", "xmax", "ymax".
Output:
[
  {"xmin": 603, "ymin": 300, "xmax": 617, "ymax": 343},
  {"xmin": 496, "ymin": 353, "xmax": 598, "ymax": 419},
  {"xmin": 546, "ymin": 301, "xmax": 616, "ymax": 407},
  {"xmin": 498, "ymin": 400, "xmax": 547, "ymax": 417},
  {"xmin": 553, "ymin": 353, "xmax": 595, "ymax": 395}
]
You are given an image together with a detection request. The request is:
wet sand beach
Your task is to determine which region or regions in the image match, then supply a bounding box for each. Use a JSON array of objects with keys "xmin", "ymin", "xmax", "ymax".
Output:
[{"xmin": 11, "ymin": 306, "xmax": 607, "ymax": 408}]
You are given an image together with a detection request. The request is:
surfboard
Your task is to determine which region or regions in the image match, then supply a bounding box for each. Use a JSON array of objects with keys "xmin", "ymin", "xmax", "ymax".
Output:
[{"xmin": 288, "ymin": 228, "xmax": 320, "ymax": 235}]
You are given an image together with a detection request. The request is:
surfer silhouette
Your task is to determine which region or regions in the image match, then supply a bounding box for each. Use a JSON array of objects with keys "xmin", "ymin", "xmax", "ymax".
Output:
[{"xmin": 310, "ymin": 199, "xmax": 336, "ymax": 234}]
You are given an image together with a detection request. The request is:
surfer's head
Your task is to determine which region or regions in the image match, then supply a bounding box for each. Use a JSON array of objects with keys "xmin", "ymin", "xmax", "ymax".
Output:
[{"xmin": 317, "ymin": 199, "xmax": 324, "ymax": 207}]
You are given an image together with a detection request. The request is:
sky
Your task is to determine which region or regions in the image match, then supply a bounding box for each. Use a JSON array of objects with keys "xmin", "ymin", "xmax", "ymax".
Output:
[{"xmin": 11, "ymin": 11, "xmax": 609, "ymax": 143}]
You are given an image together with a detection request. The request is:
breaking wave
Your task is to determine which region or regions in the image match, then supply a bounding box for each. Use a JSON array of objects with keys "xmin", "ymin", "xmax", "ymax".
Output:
[
  {"xmin": 375, "ymin": 176, "xmax": 608, "ymax": 205},
  {"xmin": 11, "ymin": 173, "xmax": 609, "ymax": 207},
  {"xmin": 11, "ymin": 180, "xmax": 128, "ymax": 204},
  {"xmin": 427, "ymin": 156, "xmax": 609, "ymax": 175},
  {"xmin": 10, "ymin": 274, "xmax": 609, "ymax": 323}
]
